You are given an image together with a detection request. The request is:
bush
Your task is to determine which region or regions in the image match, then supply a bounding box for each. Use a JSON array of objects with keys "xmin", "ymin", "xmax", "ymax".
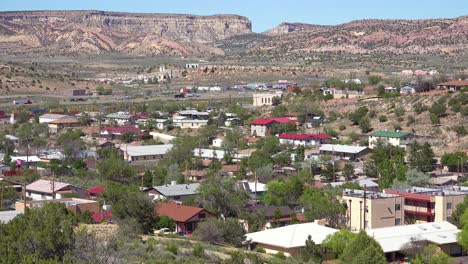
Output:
[
  {"xmin": 192, "ymin": 244, "xmax": 204, "ymax": 258},
  {"xmin": 166, "ymin": 242, "xmax": 178, "ymax": 255},
  {"xmin": 378, "ymin": 115, "xmax": 388, "ymax": 122},
  {"xmin": 413, "ymin": 102, "xmax": 427, "ymax": 114},
  {"xmin": 394, "ymin": 123, "xmax": 402, "ymax": 131},
  {"xmin": 406, "ymin": 115, "xmax": 416, "ymax": 126},
  {"xmin": 394, "ymin": 106, "xmax": 406, "ymax": 117},
  {"xmin": 256, "ymin": 247, "xmax": 266, "ymax": 253},
  {"xmin": 275, "ymin": 252, "xmax": 286, "ymax": 260},
  {"xmin": 430, "ymin": 113, "xmax": 440, "ymax": 124},
  {"xmin": 339, "ymin": 124, "xmax": 346, "ymax": 131}
]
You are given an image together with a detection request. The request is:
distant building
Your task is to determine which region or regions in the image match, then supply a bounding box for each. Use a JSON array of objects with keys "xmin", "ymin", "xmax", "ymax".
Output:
[
  {"xmin": 172, "ymin": 119, "xmax": 208, "ymax": 129},
  {"xmin": 39, "ymin": 114, "xmax": 74, "ymax": 124},
  {"xmin": 149, "ymin": 183, "xmax": 200, "ymax": 202},
  {"xmin": 437, "ymin": 80, "xmax": 468, "ymax": 91},
  {"xmin": 100, "ymin": 126, "xmax": 141, "ymax": 139},
  {"xmin": 342, "ymin": 189, "xmax": 405, "ymax": 231},
  {"xmin": 185, "ymin": 63, "xmax": 199, "ymax": 69},
  {"xmin": 48, "ymin": 117, "xmax": 80, "ymax": 133},
  {"xmin": 319, "ymin": 144, "xmax": 369, "ymax": 159},
  {"xmin": 368, "ymin": 131, "xmax": 411, "ymax": 149},
  {"xmin": 105, "ymin": 113, "xmax": 136, "ymax": 126},
  {"xmin": 253, "ymin": 93, "xmax": 281, "ymax": 107},
  {"xmin": 120, "ymin": 144, "xmax": 173, "ymax": 163},
  {"xmin": 68, "ymin": 89, "xmax": 87, "ymax": 96},
  {"xmin": 400, "ymin": 85, "xmax": 417, "ymax": 95},
  {"xmin": 279, "ymin": 133, "xmax": 331, "ymax": 146},
  {"xmin": 175, "ymin": 110, "xmax": 210, "ymax": 120},
  {"xmin": 384, "ymin": 87, "xmax": 398, "ymax": 93}
]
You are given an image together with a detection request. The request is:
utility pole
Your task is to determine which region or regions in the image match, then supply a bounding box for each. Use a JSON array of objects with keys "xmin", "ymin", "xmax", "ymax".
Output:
[{"xmin": 363, "ymin": 185, "xmax": 367, "ymax": 230}]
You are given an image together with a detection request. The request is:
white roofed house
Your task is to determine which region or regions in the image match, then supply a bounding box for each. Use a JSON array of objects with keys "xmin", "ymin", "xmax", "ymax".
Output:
[
  {"xmin": 38, "ymin": 113, "xmax": 75, "ymax": 124},
  {"xmin": 105, "ymin": 113, "xmax": 136, "ymax": 126},
  {"xmin": 319, "ymin": 144, "xmax": 369, "ymax": 159},
  {"xmin": 245, "ymin": 223, "xmax": 338, "ymax": 256},
  {"xmin": 120, "ymin": 144, "xmax": 173, "ymax": 163},
  {"xmin": 25, "ymin": 179, "xmax": 87, "ymax": 200},
  {"xmin": 172, "ymin": 118, "xmax": 208, "ymax": 129},
  {"xmin": 366, "ymin": 222, "xmax": 464, "ymax": 261}
]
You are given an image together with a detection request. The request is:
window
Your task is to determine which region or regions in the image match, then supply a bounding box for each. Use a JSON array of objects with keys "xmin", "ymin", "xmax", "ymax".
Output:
[
  {"xmin": 447, "ymin": 202, "xmax": 452, "ymax": 209},
  {"xmin": 395, "ymin": 218, "xmax": 401, "ymax": 225},
  {"xmin": 198, "ymin": 213, "xmax": 206, "ymax": 219},
  {"xmin": 173, "ymin": 196, "xmax": 181, "ymax": 200},
  {"xmin": 447, "ymin": 216, "xmax": 452, "ymax": 223},
  {"xmin": 395, "ymin": 204, "xmax": 401, "ymax": 211}
]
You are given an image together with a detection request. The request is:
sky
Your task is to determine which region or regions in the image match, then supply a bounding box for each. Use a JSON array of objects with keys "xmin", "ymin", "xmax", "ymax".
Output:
[{"xmin": 1, "ymin": 0, "xmax": 467, "ymax": 32}]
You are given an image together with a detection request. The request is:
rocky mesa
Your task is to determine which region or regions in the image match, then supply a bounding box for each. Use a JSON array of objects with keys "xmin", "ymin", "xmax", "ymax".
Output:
[{"xmin": 0, "ymin": 10, "xmax": 252, "ymax": 56}]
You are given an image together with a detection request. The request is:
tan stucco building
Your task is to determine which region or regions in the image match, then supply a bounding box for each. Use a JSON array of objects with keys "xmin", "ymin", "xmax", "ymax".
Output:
[{"xmin": 343, "ymin": 189, "xmax": 405, "ymax": 230}]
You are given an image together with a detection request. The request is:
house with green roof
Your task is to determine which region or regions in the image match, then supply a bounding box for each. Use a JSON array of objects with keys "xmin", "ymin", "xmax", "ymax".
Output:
[{"xmin": 368, "ymin": 131, "xmax": 412, "ymax": 149}]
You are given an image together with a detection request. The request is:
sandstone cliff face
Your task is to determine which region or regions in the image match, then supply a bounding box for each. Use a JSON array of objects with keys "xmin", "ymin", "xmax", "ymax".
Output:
[
  {"xmin": 254, "ymin": 16, "xmax": 468, "ymax": 56},
  {"xmin": 0, "ymin": 10, "xmax": 252, "ymax": 56},
  {"xmin": 263, "ymin": 22, "xmax": 326, "ymax": 36}
]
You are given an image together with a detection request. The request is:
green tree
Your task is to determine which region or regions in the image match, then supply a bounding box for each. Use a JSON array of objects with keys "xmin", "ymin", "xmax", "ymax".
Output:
[
  {"xmin": 295, "ymin": 145, "xmax": 305, "ymax": 162},
  {"xmin": 322, "ymin": 229, "xmax": 358, "ymax": 259},
  {"xmin": 104, "ymin": 183, "xmax": 156, "ymax": 234},
  {"xmin": 378, "ymin": 115, "xmax": 388, "ymax": 122},
  {"xmin": 407, "ymin": 142, "xmax": 434, "ymax": 173},
  {"xmin": 412, "ymin": 244, "xmax": 453, "ymax": 264},
  {"xmin": 349, "ymin": 106, "xmax": 369, "ymax": 125},
  {"xmin": 0, "ymin": 203, "xmax": 75, "ymax": 262},
  {"xmin": 341, "ymin": 231, "xmax": 386, "ymax": 264},
  {"xmin": 196, "ymin": 175, "xmax": 248, "ymax": 217},
  {"xmin": 441, "ymin": 152, "xmax": 467, "ymax": 172},
  {"xmin": 368, "ymin": 75, "xmax": 382, "ymax": 85},
  {"xmin": 194, "ymin": 218, "xmax": 245, "ymax": 247},
  {"xmin": 342, "ymin": 163, "xmax": 355, "ymax": 180},
  {"xmin": 299, "ymin": 235, "xmax": 323, "ymax": 263},
  {"xmin": 57, "ymin": 129, "xmax": 84, "ymax": 160},
  {"xmin": 359, "ymin": 117, "xmax": 372, "ymax": 133},
  {"xmin": 271, "ymin": 105, "xmax": 288, "ymax": 117},
  {"xmin": 97, "ymin": 157, "xmax": 136, "ymax": 184},
  {"xmin": 452, "ymin": 196, "xmax": 468, "ymax": 228},
  {"xmin": 299, "ymin": 187, "xmax": 345, "ymax": 228},
  {"xmin": 262, "ymin": 174, "xmax": 306, "ymax": 207},
  {"xmin": 154, "ymin": 215, "xmax": 176, "ymax": 230}
]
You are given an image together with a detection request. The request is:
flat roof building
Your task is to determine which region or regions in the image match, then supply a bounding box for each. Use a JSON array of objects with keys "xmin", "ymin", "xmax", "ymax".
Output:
[
  {"xmin": 343, "ymin": 189, "xmax": 405, "ymax": 231},
  {"xmin": 319, "ymin": 144, "xmax": 369, "ymax": 159},
  {"xmin": 368, "ymin": 131, "xmax": 412, "ymax": 149},
  {"xmin": 120, "ymin": 144, "xmax": 173, "ymax": 163}
]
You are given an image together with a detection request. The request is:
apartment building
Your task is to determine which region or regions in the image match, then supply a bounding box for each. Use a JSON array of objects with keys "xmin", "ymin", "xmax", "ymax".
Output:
[
  {"xmin": 368, "ymin": 131, "xmax": 412, "ymax": 149},
  {"xmin": 342, "ymin": 189, "xmax": 405, "ymax": 231},
  {"xmin": 384, "ymin": 187, "xmax": 468, "ymax": 224}
]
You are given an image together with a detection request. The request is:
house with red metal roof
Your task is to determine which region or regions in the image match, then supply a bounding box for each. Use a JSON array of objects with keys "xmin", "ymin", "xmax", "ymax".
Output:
[
  {"xmin": 155, "ymin": 202, "xmax": 216, "ymax": 233},
  {"xmin": 279, "ymin": 133, "xmax": 331, "ymax": 146},
  {"xmin": 100, "ymin": 126, "xmax": 142, "ymax": 139},
  {"xmin": 250, "ymin": 117, "xmax": 296, "ymax": 137}
]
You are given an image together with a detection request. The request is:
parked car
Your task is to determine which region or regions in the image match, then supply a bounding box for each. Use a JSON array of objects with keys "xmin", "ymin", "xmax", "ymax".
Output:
[{"xmin": 156, "ymin": 228, "xmax": 172, "ymax": 235}]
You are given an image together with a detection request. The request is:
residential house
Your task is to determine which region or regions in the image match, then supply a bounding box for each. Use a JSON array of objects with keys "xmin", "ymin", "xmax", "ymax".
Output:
[
  {"xmin": 366, "ymin": 222, "xmax": 463, "ymax": 260},
  {"xmin": 279, "ymin": 133, "xmax": 331, "ymax": 146},
  {"xmin": 11, "ymin": 156, "xmax": 42, "ymax": 168},
  {"xmin": 330, "ymin": 178, "xmax": 379, "ymax": 192},
  {"xmin": 437, "ymin": 80, "xmax": 468, "ymax": 91},
  {"xmin": 193, "ymin": 148, "xmax": 251, "ymax": 161},
  {"xmin": 175, "ymin": 110, "xmax": 210, "ymax": 120},
  {"xmin": 250, "ymin": 117, "xmax": 296, "ymax": 137},
  {"xmin": 25, "ymin": 179, "xmax": 88, "ymax": 200},
  {"xmin": 48, "ymin": 117, "xmax": 80, "ymax": 133},
  {"xmin": 212, "ymin": 137, "xmax": 224, "ymax": 148},
  {"xmin": 245, "ymin": 222, "xmax": 338, "ymax": 256},
  {"xmin": 105, "ymin": 113, "xmax": 136, "ymax": 126},
  {"xmin": 384, "ymin": 87, "xmax": 398, "ymax": 93},
  {"xmin": 342, "ymin": 189, "xmax": 405, "ymax": 231},
  {"xmin": 332, "ymin": 90, "xmax": 365, "ymax": 99},
  {"xmin": 5, "ymin": 135, "xmax": 19, "ymax": 145},
  {"xmin": 319, "ymin": 144, "xmax": 369, "ymax": 159},
  {"xmin": 100, "ymin": 126, "xmax": 141, "ymax": 139},
  {"xmin": 235, "ymin": 180, "xmax": 267, "ymax": 199},
  {"xmin": 248, "ymin": 205, "xmax": 305, "ymax": 230},
  {"xmin": 385, "ymin": 186, "xmax": 468, "ymax": 223},
  {"xmin": 368, "ymin": 131, "xmax": 412, "ymax": 149},
  {"xmin": 150, "ymin": 182, "xmax": 200, "ymax": 202},
  {"xmin": 185, "ymin": 170, "xmax": 207, "ymax": 182},
  {"xmin": 172, "ymin": 118, "xmax": 208, "ymax": 129},
  {"xmin": 155, "ymin": 202, "xmax": 216, "ymax": 233},
  {"xmin": 400, "ymin": 85, "xmax": 417, "ymax": 95},
  {"xmin": 120, "ymin": 144, "xmax": 173, "ymax": 163}
]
